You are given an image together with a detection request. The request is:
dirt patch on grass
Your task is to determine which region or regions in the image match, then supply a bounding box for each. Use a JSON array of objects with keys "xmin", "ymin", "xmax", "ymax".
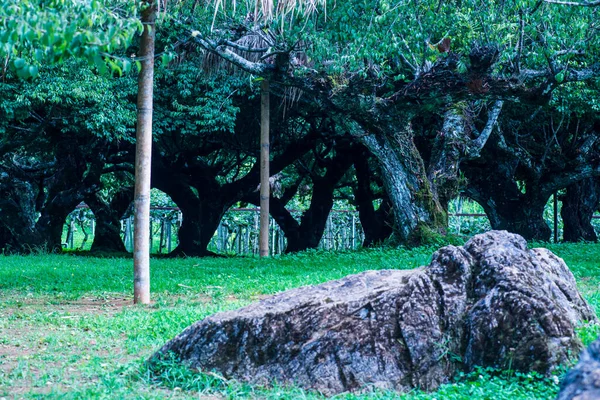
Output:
[
  {"xmin": 53, "ymin": 296, "xmax": 133, "ymax": 314},
  {"xmin": 0, "ymin": 295, "xmax": 134, "ymax": 317},
  {"xmin": 0, "ymin": 343, "xmax": 34, "ymax": 356},
  {"xmin": 0, "ymin": 331, "xmax": 38, "ymax": 377}
]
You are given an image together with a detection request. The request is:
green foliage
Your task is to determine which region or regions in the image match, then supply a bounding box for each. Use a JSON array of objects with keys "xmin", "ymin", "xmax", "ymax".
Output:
[
  {"xmin": 0, "ymin": 0, "xmax": 142, "ymax": 78},
  {"xmin": 254, "ymin": 0, "xmax": 596, "ymax": 80},
  {"xmin": 154, "ymin": 65, "xmax": 249, "ymax": 137},
  {"xmin": 576, "ymin": 321, "xmax": 600, "ymax": 347},
  {"xmin": 150, "ymin": 188, "xmax": 177, "ymax": 208},
  {"xmin": 0, "ymin": 59, "xmax": 136, "ymax": 141}
]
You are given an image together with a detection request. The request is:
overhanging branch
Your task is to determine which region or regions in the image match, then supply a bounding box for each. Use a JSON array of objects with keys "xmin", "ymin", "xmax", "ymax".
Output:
[
  {"xmin": 544, "ymin": 0, "xmax": 600, "ymax": 6},
  {"xmin": 469, "ymin": 100, "xmax": 504, "ymax": 157}
]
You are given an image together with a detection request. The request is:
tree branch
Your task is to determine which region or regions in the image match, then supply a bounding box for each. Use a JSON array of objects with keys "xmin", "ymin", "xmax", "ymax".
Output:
[
  {"xmin": 544, "ymin": 0, "xmax": 600, "ymax": 6},
  {"xmin": 542, "ymin": 164, "xmax": 600, "ymax": 195},
  {"xmin": 469, "ymin": 100, "xmax": 504, "ymax": 157},
  {"xmin": 190, "ymin": 32, "xmax": 271, "ymax": 75}
]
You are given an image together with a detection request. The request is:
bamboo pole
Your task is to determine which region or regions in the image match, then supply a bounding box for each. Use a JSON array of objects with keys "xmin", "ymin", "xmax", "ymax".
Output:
[
  {"xmin": 133, "ymin": 0, "xmax": 156, "ymax": 304},
  {"xmin": 259, "ymin": 79, "xmax": 270, "ymax": 257}
]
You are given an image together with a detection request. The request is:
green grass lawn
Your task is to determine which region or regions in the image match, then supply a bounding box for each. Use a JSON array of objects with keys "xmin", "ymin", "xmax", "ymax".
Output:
[{"xmin": 0, "ymin": 243, "xmax": 599, "ymax": 399}]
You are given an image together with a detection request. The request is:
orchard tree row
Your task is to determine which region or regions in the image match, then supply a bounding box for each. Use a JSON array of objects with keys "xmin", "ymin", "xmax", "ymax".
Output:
[{"xmin": 0, "ymin": 0, "xmax": 599, "ymax": 256}]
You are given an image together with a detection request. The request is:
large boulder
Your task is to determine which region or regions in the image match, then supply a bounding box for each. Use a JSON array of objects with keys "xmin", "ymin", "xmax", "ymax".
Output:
[
  {"xmin": 152, "ymin": 231, "xmax": 596, "ymax": 395},
  {"xmin": 556, "ymin": 339, "xmax": 600, "ymax": 400}
]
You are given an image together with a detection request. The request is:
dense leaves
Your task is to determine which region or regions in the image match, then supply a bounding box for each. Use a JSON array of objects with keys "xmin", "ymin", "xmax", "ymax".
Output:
[
  {"xmin": 1, "ymin": 0, "xmax": 599, "ymax": 248},
  {"xmin": 0, "ymin": 0, "xmax": 142, "ymax": 78}
]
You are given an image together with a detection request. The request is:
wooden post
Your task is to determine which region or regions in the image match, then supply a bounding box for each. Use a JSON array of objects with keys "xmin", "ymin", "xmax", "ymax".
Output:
[
  {"xmin": 271, "ymin": 219, "xmax": 276, "ymax": 256},
  {"xmin": 133, "ymin": 0, "xmax": 156, "ymax": 304},
  {"xmin": 352, "ymin": 214, "xmax": 356, "ymax": 248},
  {"xmin": 327, "ymin": 214, "xmax": 332, "ymax": 250},
  {"xmin": 279, "ymin": 228, "xmax": 284, "ymax": 254},
  {"xmin": 69, "ymin": 220, "xmax": 75, "ymax": 249},
  {"xmin": 217, "ymin": 224, "xmax": 222, "ymax": 252},
  {"xmin": 259, "ymin": 79, "xmax": 270, "ymax": 257},
  {"xmin": 159, "ymin": 218, "xmax": 164, "ymax": 254},
  {"xmin": 254, "ymin": 211, "xmax": 259, "ymax": 255},
  {"xmin": 248, "ymin": 226, "xmax": 251, "ymax": 255},
  {"xmin": 167, "ymin": 220, "xmax": 172, "ymax": 253},
  {"xmin": 554, "ymin": 192, "xmax": 559, "ymax": 243},
  {"xmin": 149, "ymin": 219, "xmax": 153, "ymax": 253},
  {"xmin": 124, "ymin": 217, "xmax": 132, "ymax": 252}
]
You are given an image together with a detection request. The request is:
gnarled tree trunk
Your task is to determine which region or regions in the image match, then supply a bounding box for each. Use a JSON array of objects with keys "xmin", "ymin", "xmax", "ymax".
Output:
[
  {"xmin": 561, "ymin": 178, "xmax": 600, "ymax": 242},
  {"xmin": 244, "ymin": 143, "xmax": 354, "ymax": 253},
  {"xmin": 353, "ymin": 149, "xmax": 393, "ymax": 247},
  {"xmin": 354, "ymin": 101, "xmax": 502, "ymax": 245},
  {"xmin": 172, "ymin": 197, "xmax": 229, "ymax": 257},
  {"xmin": 86, "ymin": 187, "xmax": 134, "ymax": 253},
  {"xmin": 464, "ymin": 159, "xmax": 552, "ymax": 241},
  {"xmin": 152, "ymin": 155, "xmax": 232, "ymax": 257},
  {"xmin": 358, "ymin": 129, "xmax": 447, "ymax": 245},
  {"xmin": 0, "ymin": 149, "xmax": 104, "ymax": 253}
]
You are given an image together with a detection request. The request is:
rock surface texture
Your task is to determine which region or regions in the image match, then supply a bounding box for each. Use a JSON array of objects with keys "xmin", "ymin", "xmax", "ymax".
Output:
[
  {"xmin": 557, "ymin": 339, "xmax": 600, "ymax": 400},
  {"xmin": 153, "ymin": 231, "xmax": 596, "ymax": 395}
]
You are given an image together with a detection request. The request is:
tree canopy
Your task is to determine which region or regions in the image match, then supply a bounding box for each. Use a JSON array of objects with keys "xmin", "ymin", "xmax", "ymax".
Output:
[{"xmin": 0, "ymin": 0, "xmax": 599, "ymax": 255}]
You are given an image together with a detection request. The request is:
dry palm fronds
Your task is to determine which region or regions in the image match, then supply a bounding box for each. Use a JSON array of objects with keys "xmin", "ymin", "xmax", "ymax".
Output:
[{"xmin": 211, "ymin": 0, "xmax": 326, "ymax": 28}]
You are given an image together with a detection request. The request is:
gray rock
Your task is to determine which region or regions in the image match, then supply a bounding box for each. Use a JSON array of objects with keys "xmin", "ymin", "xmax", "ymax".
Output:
[
  {"xmin": 152, "ymin": 231, "xmax": 596, "ymax": 395},
  {"xmin": 557, "ymin": 339, "xmax": 600, "ymax": 400}
]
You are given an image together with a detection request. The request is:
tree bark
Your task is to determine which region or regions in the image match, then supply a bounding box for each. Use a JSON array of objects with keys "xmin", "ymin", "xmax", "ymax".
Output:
[
  {"xmin": 464, "ymin": 160, "xmax": 552, "ymax": 241},
  {"xmin": 358, "ymin": 128, "xmax": 447, "ymax": 245},
  {"xmin": 352, "ymin": 150, "xmax": 393, "ymax": 246},
  {"xmin": 287, "ymin": 162, "xmax": 352, "ymax": 251},
  {"xmin": 133, "ymin": 0, "xmax": 156, "ymax": 304},
  {"xmin": 0, "ymin": 177, "xmax": 43, "ymax": 252},
  {"xmin": 150, "ymin": 115, "xmax": 320, "ymax": 257},
  {"xmin": 86, "ymin": 188, "xmax": 134, "ymax": 253},
  {"xmin": 425, "ymin": 101, "xmax": 503, "ymax": 212},
  {"xmin": 561, "ymin": 178, "xmax": 600, "ymax": 242},
  {"xmin": 0, "ymin": 178, "xmax": 94, "ymax": 253},
  {"xmin": 152, "ymin": 155, "xmax": 231, "ymax": 257},
  {"xmin": 171, "ymin": 195, "xmax": 229, "ymax": 257}
]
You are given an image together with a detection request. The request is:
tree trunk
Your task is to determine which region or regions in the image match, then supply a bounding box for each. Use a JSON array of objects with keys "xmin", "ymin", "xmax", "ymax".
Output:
[
  {"xmin": 353, "ymin": 150, "xmax": 393, "ymax": 247},
  {"xmin": 35, "ymin": 210, "xmax": 70, "ymax": 252},
  {"xmin": 86, "ymin": 188, "xmax": 134, "ymax": 253},
  {"xmin": 246, "ymin": 143, "xmax": 354, "ymax": 253},
  {"xmin": 358, "ymin": 130, "xmax": 447, "ymax": 245},
  {"xmin": 133, "ymin": 0, "xmax": 156, "ymax": 304},
  {"xmin": 152, "ymin": 155, "xmax": 231, "ymax": 257},
  {"xmin": 426, "ymin": 107, "xmax": 467, "ymax": 210},
  {"xmin": 247, "ymin": 180, "xmax": 340, "ymax": 253},
  {"xmin": 259, "ymin": 79, "xmax": 270, "ymax": 257},
  {"xmin": 424, "ymin": 102, "xmax": 503, "ymax": 213},
  {"xmin": 464, "ymin": 160, "xmax": 552, "ymax": 241},
  {"xmin": 0, "ymin": 164, "xmax": 104, "ymax": 253},
  {"xmin": 0, "ymin": 178, "xmax": 42, "ymax": 252},
  {"xmin": 171, "ymin": 199, "xmax": 228, "ymax": 257},
  {"xmin": 561, "ymin": 178, "xmax": 600, "ymax": 242},
  {"xmin": 284, "ymin": 178, "xmax": 337, "ymax": 252}
]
